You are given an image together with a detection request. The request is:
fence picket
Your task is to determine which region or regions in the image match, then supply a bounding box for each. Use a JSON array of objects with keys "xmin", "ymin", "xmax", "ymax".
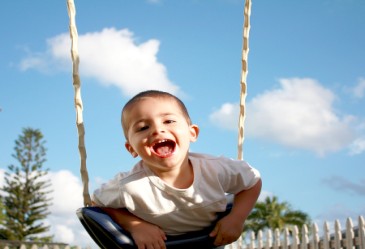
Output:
[
  {"xmin": 311, "ymin": 223, "xmax": 319, "ymax": 249},
  {"xmin": 301, "ymin": 224, "xmax": 309, "ymax": 249},
  {"xmin": 249, "ymin": 231, "xmax": 256, "ymax": 249},
  {"xmin": 323, "ymin": 221, "xmax": 331, "ymax": 249},
  {"xmin": 266, "ymin": 229, "xmax": 273, "ymax": 249},
  {"xmin": 236, "ymin": 233, "xmax": 243, "ymax": 249},
  {"xmin": 360, "ymin": 216, "xmax": 365, "ymax": 249},
  {"xmin": 292, "ymin": 225, "xmax": 299, "ymax": 249},
  {"xmin": 274, "ymin": 228, "xmax": 280, "ymax": 249},
  {"xmin": 334, "ymin": 220, "xmax": 342, "ymax": 249},
  {"xmin": 283, "ymin": 228, "xmax": 289, "ymax": 249},
  {"xmin": 257, "ymin": 230, "xmax": 263, "ymax": 249},
  {"xmin": 346, "ymin": 218, "xmax": 354, "ymax": 249}
]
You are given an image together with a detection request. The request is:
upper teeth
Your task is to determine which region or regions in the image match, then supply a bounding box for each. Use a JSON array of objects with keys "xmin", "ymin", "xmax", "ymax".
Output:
[{"xmin": 157, "ymin": 140, "xmax": 167, "ymax": 144}]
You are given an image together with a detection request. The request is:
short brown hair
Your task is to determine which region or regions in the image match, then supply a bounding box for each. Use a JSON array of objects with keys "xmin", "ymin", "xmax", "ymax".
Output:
[{"xmin": 121, "ymin": 90, "xmax": 192, "ymax": 137}]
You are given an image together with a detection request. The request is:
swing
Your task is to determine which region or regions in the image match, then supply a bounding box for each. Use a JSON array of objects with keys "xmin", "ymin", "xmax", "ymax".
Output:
[{"xmin": 66, "ymin": 0, "xmax": 251, "ymax": 248}]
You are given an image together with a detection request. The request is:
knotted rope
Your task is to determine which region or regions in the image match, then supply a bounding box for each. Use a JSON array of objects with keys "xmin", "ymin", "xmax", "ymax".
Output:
[
  {"xmin": 237, "ymin": 0, "xmax": 251, "ymax": 160},
  {"xmin": 67, "ymin": 0, "xmax": 91, "ymax": 207}
]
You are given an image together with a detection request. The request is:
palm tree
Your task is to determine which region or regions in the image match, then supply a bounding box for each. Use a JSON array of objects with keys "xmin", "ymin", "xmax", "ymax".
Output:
[{"xmin": 244, "ymin": 196, "xmax": 311, "ymax": 234}]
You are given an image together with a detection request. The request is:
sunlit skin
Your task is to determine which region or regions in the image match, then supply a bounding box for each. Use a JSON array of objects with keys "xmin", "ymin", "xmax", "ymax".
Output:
[{"xmin": 123, "ymin": 96, "xmax": 199, "ymax": 188}]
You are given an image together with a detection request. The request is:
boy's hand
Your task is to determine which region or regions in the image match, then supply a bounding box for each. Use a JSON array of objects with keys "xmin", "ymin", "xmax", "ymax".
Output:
[
  {"xmin": 210, "ymin": 179, "xmax": 262, "ymax": 246},
  {"xmin": 209, "ymin": 213, "xmax": 244, "ymax": 247},
  {"xmin": 129, "ymin": 220, "xmax": 167, "ymax": 249},
  {"xmin": 100, "ymin": 207, "xmax": 167, "ymax": 249}
]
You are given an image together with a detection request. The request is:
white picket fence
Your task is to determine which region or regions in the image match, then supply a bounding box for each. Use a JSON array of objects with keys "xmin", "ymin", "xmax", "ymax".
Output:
[
  {"xmin": 227, "ymin": 216, "xmax": 365, "ymax": 249},
  {"xmin": 0, "ymin": 240, "xmax": 83, "ymax": 249},
  {"xmin": 1, "ymin": 216, "xmax": 364, "ymax": 249},
  {"xmin": 0, "ymin": 246, "xmax": 80, "ymax": 249}
]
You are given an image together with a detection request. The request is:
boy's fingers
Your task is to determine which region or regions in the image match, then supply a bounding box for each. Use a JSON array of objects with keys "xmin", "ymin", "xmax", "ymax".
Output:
[
  {"xmin": 209, "ymin": 223, "xmax": 219, "ymax": 237},
  {"xmin": 214, "ymin": 233, "xmax": 224, "ymax": 246},
  {"xmin": 209, "ymin": 231, "xmax": 217, "ymax": 237},
  {"xmin": 158, "ymin": 239, "xmax": 166, "ymax": 249},
  {"xmin": 160, "ymin": 230, "xmax": 167, "ymax": 240}
]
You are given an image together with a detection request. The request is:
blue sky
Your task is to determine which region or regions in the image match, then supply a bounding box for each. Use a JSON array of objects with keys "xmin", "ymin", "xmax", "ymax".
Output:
[{"xmin": 1, "ymin": 0, "xmax": 364, "ymax": 247}]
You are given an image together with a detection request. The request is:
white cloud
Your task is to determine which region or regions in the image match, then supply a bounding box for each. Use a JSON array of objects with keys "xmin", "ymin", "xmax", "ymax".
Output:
[
  {"xmin": 210, "ymin": 78, "xmax": 356, "ymax": 156},
  {"xmin": 20, "ymin": 27, "xmax": 180, "ymax": 97},
  {"xmin": 350, "ymin": 78, "xmax": 365, "ymax": 98},
  {"xmin": 209, "ymin": 103, "xmax": 239, "ymax": 131},
  {"xmin": 54, "ymin": 225, "xmax": 75, "ymax": 244},
  {"xmin": 0, "ymin": 169, "xmax": 4, "ymax": 188},
  {"xmin": 48, "ymin": 170, "xmax": 84, "ymax": 214},
  {"xmin": 46, "ymin": 170, "xmax": 98, "ymax": 248},
  {"xmin": 348, "ymin": 138, "xmax": 365, "ymax": 155}
]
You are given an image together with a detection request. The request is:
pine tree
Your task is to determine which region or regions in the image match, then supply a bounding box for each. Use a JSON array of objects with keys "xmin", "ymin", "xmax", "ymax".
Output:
[
  {"xmin": 0, "ymin": 128, "xmax": 53, "ymax": 242},
  {"xmin": 0, "ymin": 196, "xmax": 7, "ymax": 239}
]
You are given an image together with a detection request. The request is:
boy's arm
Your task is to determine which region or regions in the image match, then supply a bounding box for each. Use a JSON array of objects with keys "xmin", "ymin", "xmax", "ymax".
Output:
[
  {"xmin": 209, "ymin": 178, "xmax": 262, "ymax": 246},
  {"xmin": 100, "ymin": 207, "xmax": 167, "ymax": 249}
]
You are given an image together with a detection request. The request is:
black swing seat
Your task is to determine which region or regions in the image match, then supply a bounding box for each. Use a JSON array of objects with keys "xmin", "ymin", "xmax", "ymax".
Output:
[{"xmin": 77, "ymin": 205, "xmax": 232, "ymax": 249}]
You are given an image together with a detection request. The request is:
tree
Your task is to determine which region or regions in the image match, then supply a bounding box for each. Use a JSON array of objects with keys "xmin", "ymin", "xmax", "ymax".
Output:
[
  {"xmin": 0, "ymin": 196, "xmax": 7, "ymax": 239},
  {"xmin": 0, "ymin": 128, "xmax": 53, "ymax": 242},
  {"xmin": 244, "ymin": 196, "xmax": 311, "ymax": 234}
]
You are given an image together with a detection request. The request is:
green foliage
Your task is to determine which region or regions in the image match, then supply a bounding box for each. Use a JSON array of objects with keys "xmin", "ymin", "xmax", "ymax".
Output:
[
  {"xmin": 244, "ymin": 196, "xmax": 311, "ymax": 234},
  {"xmin": 0, "ymin": 128, "xmax": 53, "ymax": 242},
  {"xmin": 0, "ymin": 196, "xmax": 8, "ymax": 239}
]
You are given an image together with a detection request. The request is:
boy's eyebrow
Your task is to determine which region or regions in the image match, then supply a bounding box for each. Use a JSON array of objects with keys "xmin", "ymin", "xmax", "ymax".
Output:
[
  {"xmin": 160, "ymin": 112, "xmax": 179, "ymax": 118},
  {"xmin": 130, "ymin": 113, "xmax": 179, "ymax": 127}
]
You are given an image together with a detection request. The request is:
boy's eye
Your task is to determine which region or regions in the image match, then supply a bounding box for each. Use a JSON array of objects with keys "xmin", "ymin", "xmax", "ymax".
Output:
[
  {"xmin": 138, "ymin": 126, "xmax": 149, "ymax": 131},
  {"xmin": 165, "ymin": 120, "xmax": 176, "ymax": 124}
]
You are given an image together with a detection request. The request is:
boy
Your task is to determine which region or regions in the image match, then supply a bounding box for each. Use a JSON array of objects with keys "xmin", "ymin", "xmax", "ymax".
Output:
[{"xmin": 93, "ymin": 90, "xmax": 262, "ymax": 249}]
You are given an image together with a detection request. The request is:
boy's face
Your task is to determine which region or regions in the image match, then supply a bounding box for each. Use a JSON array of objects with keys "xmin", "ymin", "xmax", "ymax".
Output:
[{"xmin": 124, "ymin": 97, "xmax": 199, "ymax": 174}]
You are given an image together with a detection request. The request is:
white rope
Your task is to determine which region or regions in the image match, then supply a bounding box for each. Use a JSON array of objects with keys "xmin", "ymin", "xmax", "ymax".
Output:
[
  {"xmin": 237, "ymin": 0, "xmax": 252, "ymax": 160},
  {"xmin": 66, "ymin": 0, "xmax": 91, "ymax": 207}
]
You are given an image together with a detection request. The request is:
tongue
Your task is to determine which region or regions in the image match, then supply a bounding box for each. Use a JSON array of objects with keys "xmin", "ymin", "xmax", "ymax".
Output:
[
  {"xmin": 154, "ymin": 141, "xmax": 174, "ymax": 157},
  {"xmin": 156, "ymin": 146, "xmax": 173, "ymax": 156}
]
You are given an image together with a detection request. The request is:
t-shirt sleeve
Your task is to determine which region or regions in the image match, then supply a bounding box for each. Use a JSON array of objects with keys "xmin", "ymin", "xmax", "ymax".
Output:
[
  {"xmin": 218, "ymin": 156, "xmax": 261, "ymax": 194},
  {"xmin": 92, "ymin": 173, "xmax": 125, "ymax": 208}
]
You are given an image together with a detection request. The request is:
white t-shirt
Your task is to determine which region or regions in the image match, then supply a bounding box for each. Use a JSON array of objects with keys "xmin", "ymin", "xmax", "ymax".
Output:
[{"xmin": 92, "ymin": 152, "xmax": 261, "ymax": 235}]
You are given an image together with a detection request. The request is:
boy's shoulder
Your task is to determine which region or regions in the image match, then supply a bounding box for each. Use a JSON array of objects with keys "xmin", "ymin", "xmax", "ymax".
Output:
[
  {"xmin": 189, "ymin": 152, "xmax": 231, "ymax": 162},
  {"xmin": 114, "ymin": 160, "xmax": 146, "ymax": 182},
  {"xmin": 189, "ymin": 152, "xmax": 218, "ymax": 160},
  {"xmin": 188, "ymin": 152, "xmax": 232, "ymax": 168},
  {"xmin": 188, "ymin": 152, "xmax": 251, "ymax": 168}
]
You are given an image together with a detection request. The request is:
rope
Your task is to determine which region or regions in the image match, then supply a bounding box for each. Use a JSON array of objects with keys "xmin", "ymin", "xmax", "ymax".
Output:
[
  {"xmin": 66, "ymin": 0, "xmax": 92, "ymax": 207},
  {"xmin": 237, "ymin": 0, "xmax": 252, "ymax": 160}
]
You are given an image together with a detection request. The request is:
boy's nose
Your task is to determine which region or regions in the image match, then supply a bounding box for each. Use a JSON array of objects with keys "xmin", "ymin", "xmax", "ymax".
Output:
[{"xmin": 151, "ymin": 123, "xmax": 165, "ymax": 135}]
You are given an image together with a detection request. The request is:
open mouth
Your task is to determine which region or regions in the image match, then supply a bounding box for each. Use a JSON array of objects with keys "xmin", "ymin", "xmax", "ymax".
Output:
[{"xmin": 151, "ymin": 139, "xmax": 176, "ymax": 158}]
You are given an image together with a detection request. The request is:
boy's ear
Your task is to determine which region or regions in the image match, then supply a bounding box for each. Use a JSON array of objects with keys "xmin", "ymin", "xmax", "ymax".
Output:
[
  {"xmin": 190, "ymin": 124, "xmax": 200, "ymax": 142},
  {"xmin": 125, "ymin": 142, "xmax": 138, "ymax": 158}
]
